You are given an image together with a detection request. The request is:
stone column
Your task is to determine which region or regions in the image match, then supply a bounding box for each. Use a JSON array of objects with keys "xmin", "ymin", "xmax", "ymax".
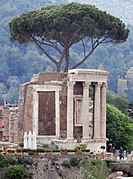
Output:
[
  {"xmin": 67, "ymin": 81, "xmax": 75, "ymax": 140},
  {"xmin": 94, "ymin": 82, "xmax": 101, "ymax": 139},
  {"xmin": 33, "ymin": 90, "xmax": 39, "ymax": 136},
  {"xmin": 24, "ymin": 132, "xmax": 28, "ymax": 149},
  {"xmin": 100, "ymin": 82, "xmax": 107, "ymax": 139},
  {"xmin": 82, "ymin": 82, "xmax": 90, "ymax": 140}
]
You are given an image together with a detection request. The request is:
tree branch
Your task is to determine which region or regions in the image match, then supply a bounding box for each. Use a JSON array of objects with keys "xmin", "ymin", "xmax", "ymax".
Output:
[
  {"xmin": 71, "ymin": 37, "xmax": 108, "ymax": 69},
  {"xmin": 31, "ymin": 36, "xmax": 58, "ymax": 65},
  {"xmin": 81, "ymin": 39, "xmax": 86, "ymax": 57},
  {"xmin": 41, "ymin": 38, "xmax": 62, "ymax": 54}
]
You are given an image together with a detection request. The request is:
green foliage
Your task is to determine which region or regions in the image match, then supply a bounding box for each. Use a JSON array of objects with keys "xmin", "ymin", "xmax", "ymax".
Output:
[
  {"xmin": 107, "ymin": 91, "xmax": 129, "ymax": 115},
  {"xmin": 7, "ymin": 158, "xmax": 17, "ymax": 165},
  {"xmin": 75, "ymin": 144, "xmax": 87, "ymax": 151},
  {"xmin": 36, "ymin": 148, "xmax": 46, "ymax": 153},
  {"xmin": 41, "ymin": 144, "xmax": 49, "ymax": 148},
  {"xmin": 6, "ymin": 148, "xmax": 15, "ymax": 153},
  {"xmin": 9, "ymin": 2, "xmax": 129, "ymax": 72},
  {"xmin": 66, "ymin": 149, "xmax": 75, "ymax": 152},
  {"xmin": 0, "ymin": 160, "xmax": 6, "ymax": 168},
  {"xmin": 69, "ymin": 157, "xmax": 80, "ymax": 167},
  {"xmin": 3, "ymin": 156, "xmax": 33, "ymax": 166},
  {"xmin": 81, "ymin": 149, "xmax": 90, "ymax": 152},
  {"xmin": 0, "ymin": 155, "xmax": 6, "ymax": 168},
  {"xmin": 0, "ymin": 148, "xmax": 3, "ymax": 152},
  {"xmin": 17, "ymin": 157, "xmax": 33, "ymax": 166},
  {"xmin": 106, "ymin": 104, "xmax": 133, "ymax": 150},
  {"xmin": 5, "ymin": 165, "xmax": 28, "ymax": 179},
  {"xmin": 52, "ymin": 149, "xmax": 60, "ymax": 152},
  {"xmin": 22, "ymin": 148, "xmax": 29, "ymax": 153},
  {"xmin": 105, "ymin": 160, "xmax": 116, "ymax": 168},
  {"xmin": 81, "ymin": 158, "xmax": 109, "ymax": 179}
]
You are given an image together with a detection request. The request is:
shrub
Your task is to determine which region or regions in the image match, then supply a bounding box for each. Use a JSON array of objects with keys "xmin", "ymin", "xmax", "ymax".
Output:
[
  {"xmin": 37, "ymin": 148, "xmax": 45, "ymax": 153},
  {"xmin": 17, "ymin": 157, "xmax": 33, "ymax": 166},
  {"xmin": 7, "ymin": 158, "xmax": 17, "ymax": 165},
  {"xmin": 22, "ymin": 148, "xmax": 30, "ymax": 153},
  {"xmin": 7, "ymin": 148, "xmax": 15, "ymax": 153},
  {"xmin": 70, "ymin": 157, "xmax": 80, "ymax": 167},
  {"xmin": 27, "ymin": 149, "xmax": 37, "ymax": 155},
  {"xmin": 60, "ymin": 148, "xmax": 67, "ymax": 152},
  {"xmin": 41, "ymin": 144, "xmax": 49, "ymax": 148},
  {"xmin": 0, "ymin": 156, "xmax": 6, "ymax": 168},
  {"xmin": 75, "ymin": 146, "xmax": 82, "ymax": 151},
  {"xmin": 45, "ymin": 149, "xmax": 52, "ymax": 153},
  {"xmin": 66, "ymin": 149, "xmax": 75, "ymax": 152},
  {"xmin": 81, "ymin": 158, "xmax": 109, "ymax": 179},
  {"xmin": 105, "ymin": 160, "xmax": 116, "ymax": 168},
  {"xmin": 5, "ymin": 165, "xmax": 28, "ymax": 179},
  {"xmin": 0, "ymin": 154, "xmax": 3, "ymax": 158},
  {"xmin": 0, "ymin": 148, "xmax": 3, "ymax": 152},
  {"xmin": 75, "ymin": 144, "xmax": 87, "ymax": 151},
  {"xmin": 52, "ymin": 149, "xmax": 60, "ymax": 153},
  {"xmin": 62, "ymin": 160, "xmax": 71, "ymax": 168},
  {"xmin": 81, "ymin": 149, "xmax": 90, "ymax": 152},
  {"xmin": 79, "ymin": 144, "xmax": 87, "ymax": 150}
]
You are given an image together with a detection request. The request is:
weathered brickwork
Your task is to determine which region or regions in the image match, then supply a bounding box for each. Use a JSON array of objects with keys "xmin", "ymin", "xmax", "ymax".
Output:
[{"xmin": 3, "ymin": 105, "xmax": 18, "ymax": 143}]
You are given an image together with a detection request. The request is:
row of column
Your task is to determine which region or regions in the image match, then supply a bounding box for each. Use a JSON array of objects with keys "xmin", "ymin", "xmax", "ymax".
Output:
[{"xmin": 67, "ymin": 81, "xmax": 106, "ymax": 140}]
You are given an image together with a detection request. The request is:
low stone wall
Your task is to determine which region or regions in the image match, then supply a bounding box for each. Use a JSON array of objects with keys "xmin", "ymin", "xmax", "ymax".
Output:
[{"xmin": 111, "ymin": 162, "xmax": 133, "ymax": 177}]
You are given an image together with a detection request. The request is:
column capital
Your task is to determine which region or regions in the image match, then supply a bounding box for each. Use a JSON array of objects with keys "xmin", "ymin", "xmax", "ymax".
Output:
[
  {"xmin": 94, "ymin": 82, "xmax": 102, "ymax": 88},
  {"xmin": 67, "ymin": 81, "xmax": 75, "ymax": 88},
  {"xmin": 102, "ymin": 82, "xmax": 107, "ymax": 88},
  {"xmin": 83, "ymin": 81, "xmax": 91, "ymax": 88}
]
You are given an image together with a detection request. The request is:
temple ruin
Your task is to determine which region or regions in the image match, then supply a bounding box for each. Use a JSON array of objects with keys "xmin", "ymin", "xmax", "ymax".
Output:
[{"xmin": 3, "ymin": 69, "xmax": 108, "ymax": 151}]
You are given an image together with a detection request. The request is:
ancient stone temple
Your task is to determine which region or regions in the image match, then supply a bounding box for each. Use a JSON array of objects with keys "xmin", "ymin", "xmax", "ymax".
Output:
[{"xmin": 16, "ymin": 69, "xmax": 108, "ymax": 151}]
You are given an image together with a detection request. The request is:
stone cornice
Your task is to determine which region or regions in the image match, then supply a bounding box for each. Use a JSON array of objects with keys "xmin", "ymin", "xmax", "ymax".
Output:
[{"xmin": 68, "ymin": 69, "xmax": 109, "ymax": 76}]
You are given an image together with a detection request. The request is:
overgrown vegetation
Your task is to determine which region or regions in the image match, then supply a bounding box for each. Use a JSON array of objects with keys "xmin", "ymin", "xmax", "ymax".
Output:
[
  {"xmin": 5, "ymin": 165, "xmax": 28, "ymax": 179},
  {"xmin": 0, "ymin": 155, "xmax": 33, "ymax": 168},
  {"xmin": 62, "ymin": 157, "xmax": 109, "ymax": 178},
  {"xmin": 81, "ymin": 157, "xmax": 109, "ymax": 179},
  {"xmin": 107, "ymin": 90, "xmax": 129, "ymax": 115},
  {"xmin": 0, "ymin": 155, "xmax": 32, "ymax": 178},
  {"xmin": 107, "ymin": 104, "xmax": 133, "ymax": 150}
]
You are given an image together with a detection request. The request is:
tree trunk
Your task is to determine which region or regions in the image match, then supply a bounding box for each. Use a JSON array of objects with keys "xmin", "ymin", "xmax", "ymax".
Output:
[
  {"xmin": 56, "ymin": 64, "xmax": 60, "ymax": 72},
  {"xmin": 64, "ymin": 48, "xmax": 69, "ymax": 72}
]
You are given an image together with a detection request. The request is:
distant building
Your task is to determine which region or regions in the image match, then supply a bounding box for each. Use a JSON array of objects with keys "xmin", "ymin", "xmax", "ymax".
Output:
[
  {"xmin": 2, "ymin": 104, "xmax": 18, "ymax": 143},
  {"xmin": 117, "ymin": 78, "xmax": 127, "ymax": 98},
  {"xmin": 0, "ymin": 106, "xmax": 3, "ymax": 141},
  {"xmin": 117, "ymin": 67, "xmax": 133, "ymax": 101},
  {"xmin": 125, "ymin": 67, "xmax": 133, "ymax": 101}
]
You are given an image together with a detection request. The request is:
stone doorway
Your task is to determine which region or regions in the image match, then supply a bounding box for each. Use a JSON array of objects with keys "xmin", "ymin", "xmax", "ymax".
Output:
[{"xmin": 38, "ymin": 91, "xmax": 55, "ymax": 136}]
